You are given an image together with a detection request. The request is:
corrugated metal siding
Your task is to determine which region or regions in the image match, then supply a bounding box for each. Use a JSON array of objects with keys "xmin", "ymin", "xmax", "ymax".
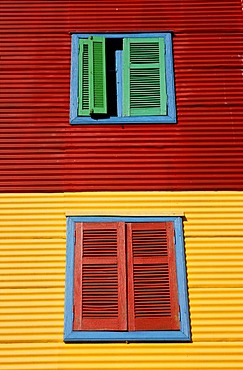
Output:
[
  {"xmin": 0, "ymin": 1, "xmax": 243, "ymax": 192},
  {"xmin": 0, "ymin": 191, "xmax": 243, "ymax": 369}
]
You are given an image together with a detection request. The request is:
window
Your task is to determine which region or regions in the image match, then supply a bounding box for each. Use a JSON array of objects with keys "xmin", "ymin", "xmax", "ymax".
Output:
[
  {"xmin": 64, "ymin": 216, "xmax": 190, "ymax": 342},
  {"xmin": 70, "ymin": 33, "xmax": 177, "ymax": 124}
]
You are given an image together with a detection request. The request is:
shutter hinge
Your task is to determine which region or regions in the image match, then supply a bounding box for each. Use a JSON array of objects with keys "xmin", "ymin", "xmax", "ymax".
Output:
[
  {"xmin": 74, "ymin": 229, "xmax": 76, "ymax": 246},
  {"xmin": 178, "ymin": 306, "xmax": 181, "ymax": 322},
  {"xmin": 72, "ymin": 305, "xmax": 75, "ymax": 322}
]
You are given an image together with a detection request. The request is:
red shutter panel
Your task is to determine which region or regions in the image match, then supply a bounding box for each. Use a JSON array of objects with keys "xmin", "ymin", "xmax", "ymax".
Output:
[
  {"xmin": 127, "ymin": 222, "xmax": 180, "ymax": 331},
  {"xmin": 73, "ymin": 222, "xmax": 127, "ymax": 331}
]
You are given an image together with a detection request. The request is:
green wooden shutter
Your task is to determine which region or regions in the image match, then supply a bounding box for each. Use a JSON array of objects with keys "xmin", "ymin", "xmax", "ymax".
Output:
[
  {"xmin": 78, "ymin": 39, "xmax": 90, "ymax": 116},
  {"xmin": 123, "ymin": 37, "xmax": 167, "ymax": 117},
  {"xmin": 78, "ymin": 36, "xmax": 107, "ymax": 116},
  {"xmin": 89, "ymin": 36, "xmax": 107, "ymax": 114}
]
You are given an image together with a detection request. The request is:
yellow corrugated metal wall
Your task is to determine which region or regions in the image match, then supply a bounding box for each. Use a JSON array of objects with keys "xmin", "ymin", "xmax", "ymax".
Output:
[{"xmin": 0, "ymin": 191, "xmax": 243, "ymax": 370}]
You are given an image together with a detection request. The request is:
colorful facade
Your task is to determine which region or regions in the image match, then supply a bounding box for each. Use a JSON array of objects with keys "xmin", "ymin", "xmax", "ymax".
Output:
[{"xmin": 0, "ymin": 0, "xmax": 243, "ymax": 369}]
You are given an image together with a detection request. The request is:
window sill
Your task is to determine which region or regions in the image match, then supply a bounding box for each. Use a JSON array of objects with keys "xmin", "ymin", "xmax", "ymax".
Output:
[
  {"xmin": 64, "ymin": 330, "xmax": 191, "ymax": 343},
  {"xmin": 70, "ymin": 114, "xmax": 177, "ymax": 125}
]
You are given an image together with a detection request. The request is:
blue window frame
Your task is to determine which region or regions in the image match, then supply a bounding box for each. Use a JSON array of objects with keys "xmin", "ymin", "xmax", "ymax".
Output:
[
  {"xmin": 64, "ymin": 216, "xmax": 190, "ymax": 342},
  {"xmin": 70, "ymin": 33, "xmax": 177, "ymax": 125}
]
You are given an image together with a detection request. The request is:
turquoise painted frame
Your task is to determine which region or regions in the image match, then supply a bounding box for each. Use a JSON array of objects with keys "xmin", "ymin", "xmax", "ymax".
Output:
[
  {"xmin": 64, "ymin": 216, "xmax": 190, "ymax": 342},
  {"xmin": 70, "ymin": 33, "xmax": 177, "ymax": 125}
]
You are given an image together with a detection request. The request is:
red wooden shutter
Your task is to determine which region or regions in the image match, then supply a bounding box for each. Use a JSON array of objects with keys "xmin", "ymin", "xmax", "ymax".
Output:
[
  {"xmin": 127, "ymin": 222, "xmax": 180, "ymax": 331},
  {"xmin": 73, "ymin": 222, "xmax": 127, "ymax": 331}
]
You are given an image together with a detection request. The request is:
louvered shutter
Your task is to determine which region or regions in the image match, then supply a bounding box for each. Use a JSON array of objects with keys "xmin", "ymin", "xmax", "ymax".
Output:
[
  {"xmin": 127, "ymin": 222, "xmax": 180, "ymax": 331},
  {"xmin": 78, "ymin": 36, "xmax": 107, "ymax": 116},
  {"xmin": 89, "ymin": 36, "xmax": 107, "ymax": 114},
  {"xmin": 123, "ymin": 38, "xmax": 167, "ymax": 117},
  {"xmin": 73, "ymin": 222, "xmax": 127, "ymax": 331},
  {"xmin": 78, "ymin": 39, "xmax": 90, "ymax": 116}
]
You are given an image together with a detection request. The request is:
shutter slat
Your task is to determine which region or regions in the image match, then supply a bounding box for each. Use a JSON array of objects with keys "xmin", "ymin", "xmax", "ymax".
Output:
[
  {"xmin": 127, "ymin": 222, "xmax": 180, "ymax": 331},
  {"xmin": 73, "ymin": 222, "xmax": 127, "ymax": 331},
  {"xmin": 123, "ymin": 38, "xmax": 167, "ymax": 117}
]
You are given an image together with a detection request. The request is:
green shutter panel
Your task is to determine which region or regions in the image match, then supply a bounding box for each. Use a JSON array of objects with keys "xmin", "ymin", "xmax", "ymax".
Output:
[
  {"xmin": 78, "ymin": 37, "xmax": 107, "ymax": 116},
  {"xmin": 89, "ymin": 36, "xmax": 107, "ymax": 114},
  {"xmin": 123, "ymin": 38, "xmax": 167, "ymax": 117},
  {"xmin": 78, "ymin": 39, "xmax": 90, "ymax": 116}
]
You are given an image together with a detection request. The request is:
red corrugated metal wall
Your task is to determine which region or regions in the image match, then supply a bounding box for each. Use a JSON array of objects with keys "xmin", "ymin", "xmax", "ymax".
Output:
[{"xmin": 1, "ymin": 0, "xmax": 243, "ymax": 192}]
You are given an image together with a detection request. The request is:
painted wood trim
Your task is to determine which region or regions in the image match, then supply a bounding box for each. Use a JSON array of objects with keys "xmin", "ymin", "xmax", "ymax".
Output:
[
  {"xmin": 64, "ymin": 216, "xmax": 190, "ymax": 342},
  {"xmin": 115, "ymin": 50, "xmax": 123, "ymax": 117},
  {"xmin": 70, "ymin": 33, "xmax": 177, "ymax": 125},
  {"xmin": 65, "ymin": 211, "xmax": 185, "ymax": 217}
]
